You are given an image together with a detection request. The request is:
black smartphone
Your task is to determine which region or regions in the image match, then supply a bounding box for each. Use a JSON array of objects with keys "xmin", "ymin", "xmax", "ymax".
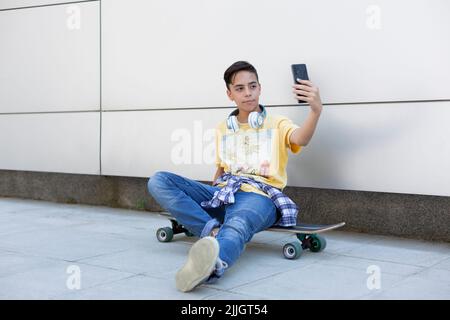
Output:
[{"xmin": 291, "ymin": 64, "xmax": 309, "ymax": 103}]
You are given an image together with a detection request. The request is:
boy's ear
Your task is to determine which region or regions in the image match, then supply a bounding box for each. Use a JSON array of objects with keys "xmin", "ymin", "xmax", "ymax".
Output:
[{"xmin": 226, "ymin": 89, "xmax": 234, "ymax": 101}]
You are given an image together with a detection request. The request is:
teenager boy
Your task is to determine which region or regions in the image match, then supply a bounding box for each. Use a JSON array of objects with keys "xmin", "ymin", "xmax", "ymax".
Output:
[{"xmin": 147, "ymin": 61, "xmax": 323, "ymax": 292}]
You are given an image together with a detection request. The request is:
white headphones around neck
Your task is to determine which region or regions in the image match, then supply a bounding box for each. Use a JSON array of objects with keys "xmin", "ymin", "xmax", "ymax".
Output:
[{"xmin": 226, "ymin": 105, "xmax": 267, "ymax": 133}]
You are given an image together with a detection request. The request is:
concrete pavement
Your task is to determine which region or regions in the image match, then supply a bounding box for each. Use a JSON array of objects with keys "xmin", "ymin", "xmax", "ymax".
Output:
[{"xmin": 0, "ymin": 197, "xmax": 449, "ymax": 300}]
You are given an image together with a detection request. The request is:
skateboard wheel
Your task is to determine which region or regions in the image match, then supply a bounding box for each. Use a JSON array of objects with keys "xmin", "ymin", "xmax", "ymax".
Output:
[
  {"xmin": 283, "ymin": 242, "xmax": 302, "ymax": 259},
  {"xmin": 156, "ymin": 227, "xmax": 174, "ymax": 242},
  {"xmin": 309, "ymin": 234, "xmax": 327, "ymax": 252}
]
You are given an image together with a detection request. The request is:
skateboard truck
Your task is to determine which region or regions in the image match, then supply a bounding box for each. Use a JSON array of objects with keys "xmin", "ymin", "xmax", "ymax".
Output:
[{"xmin": 156, "ymin": 218, "xmax": 194, "ymax": 242}]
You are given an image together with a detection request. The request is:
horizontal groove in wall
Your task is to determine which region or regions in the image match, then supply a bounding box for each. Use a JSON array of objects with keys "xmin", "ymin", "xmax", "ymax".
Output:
[
  {"xmin": 0, "ymin": 99, "xmax": 449, "ymax": 115},
  {"xmin": 0, "ymin": 110, "xmax": 100, "ymax": 116},
  {"xmin": 101, "ymin": 99, "xmax": 450, "ymax": 112},
  {"xmin": 0, "ymin": 0, "xmax": 98, "ymax": 12}
]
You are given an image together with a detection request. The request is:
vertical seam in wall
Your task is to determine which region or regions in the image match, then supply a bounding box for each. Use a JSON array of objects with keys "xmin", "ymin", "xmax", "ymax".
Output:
[{"xmin": 99, "ymin": 0, "xmax": 102, "ymax": 175}]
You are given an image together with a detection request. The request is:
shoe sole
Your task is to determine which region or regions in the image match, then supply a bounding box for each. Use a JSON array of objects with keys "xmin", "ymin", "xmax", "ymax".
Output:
[{"xmin": 175, "ymin": 237, "xmax": 219, "ymax": 292}]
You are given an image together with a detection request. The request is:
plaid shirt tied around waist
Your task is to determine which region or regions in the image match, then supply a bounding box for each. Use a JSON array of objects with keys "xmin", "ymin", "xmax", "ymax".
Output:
[{"xmin": 200, "ymin": 172, "xmax": 298, "ymax": 227}]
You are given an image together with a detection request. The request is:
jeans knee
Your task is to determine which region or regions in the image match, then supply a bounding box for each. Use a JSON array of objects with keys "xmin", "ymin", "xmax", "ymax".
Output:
[
  {"xmin": 223, "ymin": 216, "xmax": 253, "ymax": 242},
  {"xmin": 147, "ymin": 171, "xmax": 170, "ymax": 195}
]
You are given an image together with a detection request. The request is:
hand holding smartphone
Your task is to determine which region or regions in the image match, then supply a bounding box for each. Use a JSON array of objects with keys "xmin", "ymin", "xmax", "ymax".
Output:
[{"xmin": 291, "ymin": 64, "xmax": 309, "ymax": 103}]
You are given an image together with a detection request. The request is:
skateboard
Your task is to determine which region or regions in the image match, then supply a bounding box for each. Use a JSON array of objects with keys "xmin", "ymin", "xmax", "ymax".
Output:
[{"xmin": 155, "ymin": 213, "xmax": 345, "ymax": 260}]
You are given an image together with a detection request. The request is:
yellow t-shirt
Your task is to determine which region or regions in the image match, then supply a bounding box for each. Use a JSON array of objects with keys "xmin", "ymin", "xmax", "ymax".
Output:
[{"xmin": 215, "ymin": 114, "xmax": 302, "ymax": 197}]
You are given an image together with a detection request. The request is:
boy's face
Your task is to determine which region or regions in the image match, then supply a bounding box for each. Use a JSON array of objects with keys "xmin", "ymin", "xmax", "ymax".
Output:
[{"xmin": 226, "ymin": 71, "xmax": 261, "ymax": 113}]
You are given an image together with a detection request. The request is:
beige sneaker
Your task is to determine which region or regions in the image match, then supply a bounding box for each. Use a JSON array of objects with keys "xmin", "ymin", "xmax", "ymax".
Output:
[{"xmin": 175, "ymin": 236, "xmax": 219, "ymax": 292}]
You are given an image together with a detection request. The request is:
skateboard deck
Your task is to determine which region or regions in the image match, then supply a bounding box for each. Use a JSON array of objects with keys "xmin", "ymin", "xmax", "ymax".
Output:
[
  {"xmin": 155, "ymin": 212, "xmax": 345, "ymax": 260},
  {"xmin": 268, "ymin": 222, "xmax": 346, "ymax": 234}
]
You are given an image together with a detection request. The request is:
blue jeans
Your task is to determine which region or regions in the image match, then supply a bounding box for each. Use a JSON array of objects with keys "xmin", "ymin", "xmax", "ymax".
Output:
[{"xmin": 147, "ymin": 171, "xmax": 278, "ymax": 268}]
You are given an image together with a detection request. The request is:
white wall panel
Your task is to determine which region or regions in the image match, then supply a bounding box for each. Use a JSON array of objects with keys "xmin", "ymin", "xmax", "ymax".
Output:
[
  {"xmin": 0, "ymin": 113, "xmax": 100, "ymax": 174},
  {"xmin": 101, "ymin": 109, "xmax": 225, "ymax": 180},
  {"xmin": 0, "ymin": 1, "xmax": 99, "ymax": 113},
  {"xmin": 102, "ymin": 0, "xmax": 450, "ymax": 110},
  {"xmin": 102, "ymin": 103, "xmax": 450, "ymax": 196},
  {"xmin": 282, "ymin": 102, "xmax": 450, "ymax": 197}
]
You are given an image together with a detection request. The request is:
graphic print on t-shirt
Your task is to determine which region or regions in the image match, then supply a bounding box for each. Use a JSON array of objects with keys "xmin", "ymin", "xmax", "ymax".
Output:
[{"xmin": 220, "ymin": 128, "xmax": 279, "ymax": 178}]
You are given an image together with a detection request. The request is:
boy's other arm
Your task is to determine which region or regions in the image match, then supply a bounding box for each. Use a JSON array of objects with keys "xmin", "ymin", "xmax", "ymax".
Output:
[
  {"xmin": 212, "ymin": 166, "xmax": 224, "ymax": 185},
  {"xmin": 290, "ymin": 79, "xmax": 323, "ymax": 147}
]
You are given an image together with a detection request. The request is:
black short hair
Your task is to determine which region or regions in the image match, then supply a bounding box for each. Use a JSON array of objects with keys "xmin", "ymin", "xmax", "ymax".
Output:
[{"xmin": 224, "ymin": 61, "xmax": 259, "ymax": 90}]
